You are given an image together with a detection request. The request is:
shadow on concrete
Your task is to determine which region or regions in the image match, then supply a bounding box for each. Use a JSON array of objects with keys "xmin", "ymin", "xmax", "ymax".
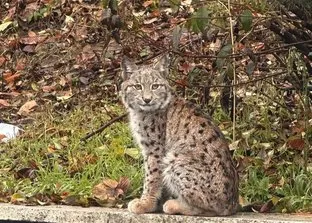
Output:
[{"xmin": 0, "ymin": 221, "xmax": 49, "ymax": 223}]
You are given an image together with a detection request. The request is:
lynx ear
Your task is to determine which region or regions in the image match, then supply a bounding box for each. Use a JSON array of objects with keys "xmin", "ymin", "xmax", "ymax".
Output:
[
  {"xmin": 121, "ymin": 56, "xmax": 138, "ymax": 80},
  {"xmin": 154, "ymin": 55, "xmax": 169, "ymax": 77}
]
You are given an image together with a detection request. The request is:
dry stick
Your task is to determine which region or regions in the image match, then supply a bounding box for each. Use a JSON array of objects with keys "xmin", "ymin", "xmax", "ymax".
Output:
[
  {"xmin": 260, "ymin": 90, "xmax": 293, "ymax": 113},
  {"xmin": 226, "ymin": 0, "xmax": 237, "ymax": 142},
  {"xmin": 80, "ymin": 113, "xmax": 128, "ymax": 142},
  {"xmin": 172, "ymin": 39, "xmax": 312, "ymax": 59},
  {"xmin": 169, "ymin": 71, "xmax": 286, "ymax": 90}
]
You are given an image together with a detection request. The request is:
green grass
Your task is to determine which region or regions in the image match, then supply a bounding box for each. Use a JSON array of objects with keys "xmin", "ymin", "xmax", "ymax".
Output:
[
  {"xmin": 0, "ymin": 97, "xmax": 311, "ymax": 212},
  {"xmin": 0, "ymin": 103, "xmax": 143, "ymax": 206},
  {"xmin": 0, "ymin": 86, "xmax": 311, "ymax": 212}
]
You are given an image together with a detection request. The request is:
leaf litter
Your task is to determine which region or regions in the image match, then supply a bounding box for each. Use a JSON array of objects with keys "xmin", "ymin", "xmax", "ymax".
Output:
[{"xmin": 0, "ymin": 0, "xmax": 311, "ymax": 213}]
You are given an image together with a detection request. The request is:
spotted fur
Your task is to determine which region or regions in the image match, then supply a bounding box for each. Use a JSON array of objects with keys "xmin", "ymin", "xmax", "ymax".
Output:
[{"xmin": 120, "ymin": 56, "xmax": 239, "ymax": 216}]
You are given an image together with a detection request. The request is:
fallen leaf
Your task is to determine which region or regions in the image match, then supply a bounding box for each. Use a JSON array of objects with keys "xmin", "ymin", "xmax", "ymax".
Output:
[
  {"xmin": 0, "ymin": 21, "xmax": 13, "ymax": 32},
  {"xmin": 0, "ymin": 99, "xmax": 10, "ymax": 107},
  {"xmin": 22, "ymin": 45, "xmax": 36, "ymax": 53},
  {"xmin": 124, "ymin": 147, "xmax": 140, "ymax": 159},
  {"xmin": 81, "ymin": 45, "xmax": 95, "ymax": 62},
  {"xmin": 102, "ymin": 178, "xmax": 119, "ymax": 189},
  {"xmin": 117, "ymin": 177, "xmax": 130, "ymax": 194},
  {"xmin": 28, "ymin": 30, "xmax": 37, "ymax": 37},
  {"xmin": 42, "ymin": 85, "xmax": 56, "ymax": 93},
  {"xmin": 59, "ymin": 76, "xmax": 67, "ymax": 87},
  {"xmin": 143, "ymin": 0, "xmax": 154, "ymax": 8},
  {"xmin": 151, "ymin": 9, "xmax": 160, "ymax": 17},
  {"xmin": 5, "ymin": 6, "xmax": 16, "ymax": 20},
  {"xmin": 4, "ymin": 72, "xmax": 20, "ymax": 84},
  {"xmin": 56, "ymin": 90, "xmax": 73, "ymax": 101},
  {"xmin": 92, "ymin": 177, "xmax": 130, "ymax": 207},
  {"xmin": 10, "ymin": 193, "xmax": 26, "ymax": 204},
  {"xmin": 16, "ymin": 58, "xmax": 27, "ymax": 70},
  {"xmin": 14, "ymin": 167, "xmax": 37, "ymax": 180},
  {"xmin": 259, "ymin": 200, "xmax": 273, "ymax": 213},
  {"xmin": 0, "ymin": 56, "xmax": 6, "ymax": 67},
  {"xmin": 79, "ymin": 77, "xmax": 89, "ymax": 85},
  {"xmin": 143, "ymin": 17, "xmax": 158, "ymax": 25},
  {"xmin": 17, "ymin": 100, "xmax": 38, "ymax": 116},
  {"xmin": 0, "ymin": 91, "xmax": 21, "ymax": 97},
  {"xmin": 19, "ymin": 35, "xmax": 47, "ymax": 45},
  {"xmin": 287, "ymin": 136, "xmax": 305, "ymax": 150}
]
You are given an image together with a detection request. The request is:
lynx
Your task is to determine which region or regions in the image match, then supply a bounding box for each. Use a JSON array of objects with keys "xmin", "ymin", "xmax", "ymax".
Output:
[{"xmin": 120, "ymin": 56, "xmax": 239, "ymax": 216}]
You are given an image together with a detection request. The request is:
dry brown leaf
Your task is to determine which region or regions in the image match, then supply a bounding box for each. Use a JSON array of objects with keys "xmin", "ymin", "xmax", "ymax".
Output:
[
  {"xmin": 92, "ymin": 177, "xmax": 130, "ymax": 207},
  {"xmin": 0, "ymin": 56, "xmax": 6, "ymax": 67},
  {"xmin": 143, "ymin": 17, "xmax": 158, "ymax": 25},
  {"xmin": 28, "ymin": 30, "xmax": 37, "ymax": 37},
  {"xmin": 59, "ymin": 76, "xmax": 67, "ymax": 87},
  {"xmin": 259, "ymin": 200, "xmax": 274, "ymax": 213},
  {"xmin": 16, "ymin": 58, "xmax": 27, "ymax": 71},
  {"xmin": 22, "ymin": 45, "xmax": 36, "ymax": 53},
  {"xmin": 81, "ymin": 45, "xmax": 95, "ymax": 62},
  {"xmin": 287, "ymin": 137, "xmax": 305, "ymax": 150},
  {"xmin": 102, "ymin": 178, "xmax": 119, "ymax": 189},
  {"xmin": 0, "ymin": 91, "xmax": 20, "ymax": 97},
  {"xmin": 143, "ymin": 0, "xmax": 154, "ymax": 8},
  {"xmin": 42, "ymin": 85, "xmax": 56, "ymax": 93},
  {"xmin": 19, "ymin": 35, "xmax": 47, "ymax": 45},
  {"xmin": 92, "ymin": 179, "xmax": 117, "ymax": 201},
  {"xmin": 17, "ymin": 100, "xmax": 38, "ymax": 116},
  {"xmin": 4, "ymin": 72, "xmax": 21, "ymax": 84},
  {"xmin": 56, "ymin": 90, "xmax": 73, "ymax": 101},
  {"xmin": 5, "ymin": 6, "xmax": 16, "ymax": 20},
  {"xmin": 0, "ymin": 99, "xmax": 10, "ymax": 107},
  {"xmin": 117, "ymin": 177, "xmax": 130, "ymax": 193}
]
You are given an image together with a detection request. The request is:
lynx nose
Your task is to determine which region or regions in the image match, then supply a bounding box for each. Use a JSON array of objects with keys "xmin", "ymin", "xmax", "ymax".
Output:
[{"xmin": 143, "ymin": 98, "xmax": 152, "ymax": 104}]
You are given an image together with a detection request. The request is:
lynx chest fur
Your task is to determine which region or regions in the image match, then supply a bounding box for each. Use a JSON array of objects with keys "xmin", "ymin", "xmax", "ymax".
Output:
[{"xmin": 120, "ymin": 56, "xmax": 239, "ymax": 216}]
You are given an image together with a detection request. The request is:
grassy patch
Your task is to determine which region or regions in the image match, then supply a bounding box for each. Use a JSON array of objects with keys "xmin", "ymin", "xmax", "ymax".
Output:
[{"xmin": 0, "ymin": 103, "xmax": 143, "ymax": 206}]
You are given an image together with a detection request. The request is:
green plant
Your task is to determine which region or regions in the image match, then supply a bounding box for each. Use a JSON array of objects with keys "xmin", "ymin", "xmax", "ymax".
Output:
[
  {"xmin": 0, "ymin": 104, "xmax": 143, "ymax": 206},
  {"xmin": 240, "ymin": 166, "xmax": 272, "ymax": 203}
]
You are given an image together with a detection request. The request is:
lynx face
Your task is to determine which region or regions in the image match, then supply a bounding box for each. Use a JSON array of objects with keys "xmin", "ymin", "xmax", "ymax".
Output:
[{"xmin": 120, "ymin": 58, "xmax": 172, "ymax": 112}]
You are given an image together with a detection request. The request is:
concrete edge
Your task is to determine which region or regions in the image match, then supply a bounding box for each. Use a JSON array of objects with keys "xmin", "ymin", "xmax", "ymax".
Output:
[{"xmin": 0, "ymin": 203, "xmax": 311, "ymax": 223}]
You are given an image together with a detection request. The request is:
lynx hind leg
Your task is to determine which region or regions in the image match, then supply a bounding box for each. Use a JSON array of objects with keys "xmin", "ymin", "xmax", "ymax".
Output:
[
  {"xmin": 163, "ymin": 151, "xmax": 220, "ymax": 216},
  {"xmin": 163, "ymin": 199, "xmax": 216, "ymax": 216}
]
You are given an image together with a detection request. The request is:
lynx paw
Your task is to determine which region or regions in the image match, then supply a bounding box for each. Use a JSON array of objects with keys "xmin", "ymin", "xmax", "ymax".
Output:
[
  {"xmin": 163, "ymin": 199, "xmax": 205, "ymax": 216},
  {"xmin": 163, "ymin": 199, "xmax": 180, "ymax": 214},
  {"xmin": 128, "ymin": 198, "xmax": 157, "ymax": 214}
]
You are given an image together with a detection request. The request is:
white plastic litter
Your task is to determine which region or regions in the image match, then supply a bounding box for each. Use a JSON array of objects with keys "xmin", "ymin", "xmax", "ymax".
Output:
[{"xmin": 0, "ymin": 123, "xmax": 22, "ymax": 142}]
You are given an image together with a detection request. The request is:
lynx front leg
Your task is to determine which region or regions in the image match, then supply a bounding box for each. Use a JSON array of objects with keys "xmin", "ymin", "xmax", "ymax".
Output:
[{"xmin": 128, "ymin": 153, "xmax": 163, "ymax": 214}]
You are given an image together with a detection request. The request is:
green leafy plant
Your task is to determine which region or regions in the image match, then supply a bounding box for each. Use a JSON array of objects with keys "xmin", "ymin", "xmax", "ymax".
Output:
[{"xmin": 240, "ymin": 166, "xmax": 272, "ymax": 203}]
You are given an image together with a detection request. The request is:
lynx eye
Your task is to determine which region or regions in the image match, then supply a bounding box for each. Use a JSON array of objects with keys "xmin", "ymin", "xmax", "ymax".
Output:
[
  {"xmin": 133, "ymin": 84, "xmax": 142, "ymax": 90},
  {"xmin": 151, "ymin": 84, "xmax": 160, "ymax": 90}
]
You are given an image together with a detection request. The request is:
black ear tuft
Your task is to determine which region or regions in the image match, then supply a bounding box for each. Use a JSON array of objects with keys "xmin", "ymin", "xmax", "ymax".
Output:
[{"xmin": 121, "ymin": 56, "xmax": 138, "ymax": 80}]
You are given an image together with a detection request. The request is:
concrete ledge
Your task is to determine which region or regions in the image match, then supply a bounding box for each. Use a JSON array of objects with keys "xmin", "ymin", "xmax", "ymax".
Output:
[{"xmin": 0, "ymin": 203, "xmax": 311, "ymax": 223}]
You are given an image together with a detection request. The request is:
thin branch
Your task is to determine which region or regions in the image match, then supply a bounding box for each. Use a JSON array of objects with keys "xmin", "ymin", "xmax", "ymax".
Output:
[
  {"xmin": 169, "ymin": 71, "xmax": 286, "ymax": 89},
  {"xmin": 227, "ymin": 0, "xmax": 237, "ymax": 142},
  {"xmin": 260, "ymin": 91, "xmax": 294, "ymax": 113},
  {"xmin": 80, "ymin": 113, "xmax": 128, "ymax": 142},
  {"xmin": 253, "ymin": 40, "xmax": 312, "ymax": 56},
  {"xmin": 172, "ymin": 39, "xmax": 312, "ymax": 59}
]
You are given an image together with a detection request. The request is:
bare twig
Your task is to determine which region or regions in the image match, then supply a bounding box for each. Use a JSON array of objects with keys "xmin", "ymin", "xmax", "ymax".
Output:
[
  {"xmin": 80, "ymin": 113, "xmax": 128, "ymax": 142},
  {"xmin": 172, "ymin": 39, "xmax": 312, "ymax": 59},
  {"xmin": 224, "ymin": 0, "xmax": 237, "ymax": 141},
  {"xmin": 170, "ymin": 70, "xmax": 286, "ymax": 89}
]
